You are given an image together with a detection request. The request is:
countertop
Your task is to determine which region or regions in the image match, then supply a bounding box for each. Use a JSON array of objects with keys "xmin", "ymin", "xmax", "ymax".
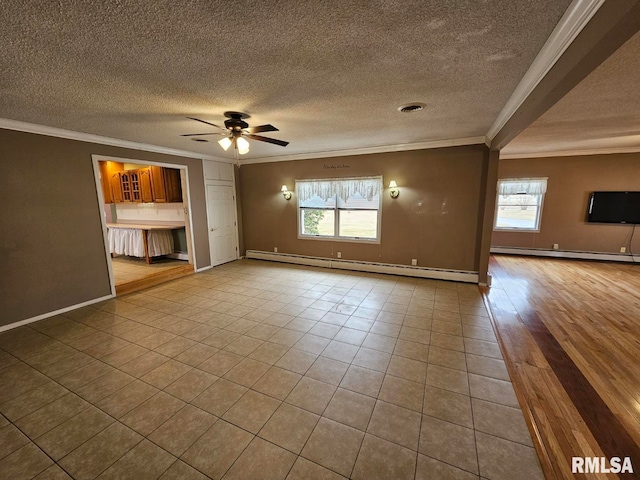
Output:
[{"xmin": 106, "ymin": 222, "xmax": 185, "ymax": 230}]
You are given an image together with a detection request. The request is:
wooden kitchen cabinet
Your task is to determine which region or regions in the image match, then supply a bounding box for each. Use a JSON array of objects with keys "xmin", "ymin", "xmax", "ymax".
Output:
[
  {"xmin": 149, "ymin": 166, "xmax": 167, "ymax": 203},
  {"xmin": 100, "ymin": 161, "xmax": 124, "ymax": 203},
  {"xmin": 150, "ymin": 166, "xmax": 183, "ymax": 203},
  {"xmin": 129, "ymin": 171, "xmax": 141, "ymax": 201},
  {"xmin": 139, "ymin": 168, "xmax": 153, "ymax": 202},
  {"xmin": 110, "ymin": 172, "xmax": 123, "ymax": 203},
  {"xmin": 111, "ymin": 169, "xmax": 148, "ymax": 203},
  {"xmin": 99, "ymin": 162, "xmax": 181, "ymax": 203},
  {"xmin": 99, "ymin": 162, "xmax": 113, "ymax": 203},
  {"xmin": 164, "ymin": 168, "xmax": 183, "ymax": 202},
  {"xmin": 117, "ymin": 171, "xmax": 135, "ymax": 201}
]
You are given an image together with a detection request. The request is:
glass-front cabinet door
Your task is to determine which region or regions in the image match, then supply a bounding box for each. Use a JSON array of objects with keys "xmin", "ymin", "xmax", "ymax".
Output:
[{"xmin": 120, "ymin": 172, "xmax": 132, "ymax": 201}]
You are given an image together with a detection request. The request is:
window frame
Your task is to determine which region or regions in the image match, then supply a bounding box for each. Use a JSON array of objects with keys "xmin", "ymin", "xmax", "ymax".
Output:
[
  {"xmin": 493, "ymin": 178, "xmax": 547, "ymax": 232},
  {"xmin": 296, "ymin": 176, "xmax": 383, "ymax": 244}
]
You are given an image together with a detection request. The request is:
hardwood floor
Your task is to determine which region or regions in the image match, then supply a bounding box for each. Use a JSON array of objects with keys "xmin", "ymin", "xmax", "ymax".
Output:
[
  {"xmin": 484, "ymin": 255, "xmax": 640, "ymax": 479},
  {"xmin": 115, "ymin": 265, "xmax": 194, "ymax": 296},
  {"xmin": 111, "ymin": 256, "xmax": 190, "ymax": 285},
  {"xmin": 111, "ymin": 257, "xmax": 194, "ymax": 295}
]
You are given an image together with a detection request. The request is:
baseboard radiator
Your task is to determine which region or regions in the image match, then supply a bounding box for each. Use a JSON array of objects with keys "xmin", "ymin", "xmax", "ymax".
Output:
[
  {"xmin": 491, "ymin": 247, "xmax": 640, "ymax": 263},
  {"xmin": 245, "ymin": 250, "xmax": 479, "ymax": 283}
]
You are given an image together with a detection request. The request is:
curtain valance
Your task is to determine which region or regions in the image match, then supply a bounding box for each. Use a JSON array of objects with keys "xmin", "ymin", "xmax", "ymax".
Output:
[
  {"xmin": 296, "ymin": 177, "xmax": 382, "ymax": 202},
  {"xmin": 498, "ymin": 178, "xmax": 547, "ymax": 195}
]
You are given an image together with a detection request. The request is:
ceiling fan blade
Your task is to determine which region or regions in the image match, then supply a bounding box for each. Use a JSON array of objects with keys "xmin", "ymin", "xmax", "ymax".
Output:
[
  {"xmin": 186, "ymin": 116, "xmax": 224, "ymax": 130},
  {"xmin": 246, "ymin": 124, "xmax": 279, "ymax": 134},
  {"xmin": 180, "ymin": 132, "xmax": 219, "ymax": 137},
  {"xmin": 246, "ymin": 134, "xmax": 289, "ymax": 147}
]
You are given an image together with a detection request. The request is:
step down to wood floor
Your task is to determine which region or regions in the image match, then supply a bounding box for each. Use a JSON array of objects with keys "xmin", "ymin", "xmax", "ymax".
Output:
[{"xmin": 115, "ymin": 265, "xmax": 194, "ymax": 296}]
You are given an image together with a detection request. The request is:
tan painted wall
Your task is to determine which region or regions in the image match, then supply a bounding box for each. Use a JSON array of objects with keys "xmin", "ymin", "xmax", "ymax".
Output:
[
  {"xmin": 239, "ymin": 145, "xmax": 490, "ymax": 272},
  {"xmin": 492, "ymin": 153, "xmax": 640, "ymax": 254},
  {"xmin": 234, "ymin": 165, "xmax": 245, "ymax": 255},
  {"xmin": 0, "ymin": 129, "xmax": 210, "ymax": 327}
]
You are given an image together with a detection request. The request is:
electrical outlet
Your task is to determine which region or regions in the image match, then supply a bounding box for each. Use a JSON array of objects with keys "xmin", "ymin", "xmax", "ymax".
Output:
[
  {"xmin": 274, "ymin": 247, "xmax": 278, "ymax": 253},
  {"xmin": 621, "ymin": 247, "xmax": 626, "ymax": 253},
  {"xmin": 337, "ymin": 252, "xmax": 342, "ymax": 258},
  {"xmin": 411, "ymin": 259, "xmax": 417, "ymax": 266},
  {"xmin": 552, "ymin": 244, "xmax": 559, "ymax": 250}
]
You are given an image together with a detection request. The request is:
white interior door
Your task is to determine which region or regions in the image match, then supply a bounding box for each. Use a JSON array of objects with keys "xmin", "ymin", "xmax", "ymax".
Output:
[{"xmin": 206, "ymin": 185, "xmax": 238, "ymax": 266}]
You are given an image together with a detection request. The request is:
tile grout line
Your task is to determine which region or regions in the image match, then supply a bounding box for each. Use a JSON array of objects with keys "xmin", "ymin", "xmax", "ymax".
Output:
[
  {"xmin": 1, "ymin": 260, "xmax": 524, "ymax": 480},
  {"xmin": 0, "ymin": 345, "xmax": 203, "ymax": 477},
  {"xmin": 5, "ymin": 391, "xmax": 140, "ymax": 480},
  {"xmin": 345, "ymin": 316, "xmax": 396, "ymax": 479},
  {"xmin": 207, "ymin": 278, "xmax": 369, "ymax": 480},
  {"xmin": 462, "ymin": 292, "xmax": 482, "ymax": 480}
]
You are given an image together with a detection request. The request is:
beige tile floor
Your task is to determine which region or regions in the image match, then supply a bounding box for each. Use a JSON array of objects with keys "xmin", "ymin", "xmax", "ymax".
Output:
[
  {"xmin": 0, "ymin": 259, "xmax": 544, "ymax": 480},
  {"xmin": 111, "ymin": 256, "xmax": 189, "ymax": 285}
]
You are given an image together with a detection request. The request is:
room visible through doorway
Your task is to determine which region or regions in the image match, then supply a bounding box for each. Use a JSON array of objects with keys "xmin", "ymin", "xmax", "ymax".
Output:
[{"xmin": 94, "ymin": 156, "xmax": 196, "ymax": 295}]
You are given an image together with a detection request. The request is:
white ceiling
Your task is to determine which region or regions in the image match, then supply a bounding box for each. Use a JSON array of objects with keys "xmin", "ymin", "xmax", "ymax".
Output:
[
  {"xmin": 503, "ymin": 30, "xmax": 640, "ymax": 158},
  {"xmin": 0, "ymin": 1, "xmax": 580, "ymax": 161}
]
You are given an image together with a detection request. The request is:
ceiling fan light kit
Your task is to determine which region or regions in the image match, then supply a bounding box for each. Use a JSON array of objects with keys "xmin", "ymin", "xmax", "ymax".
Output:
[
  {"xmin": 182, "ymin": 111, "xmax": 289, "ymax": 156},
  {"xmin": 236, "ymin": 136, "xmax": 250, "ymax": 155},
  {"xmin": 218, "ymin": 136, "xmax": 232, "ymax": 150}
]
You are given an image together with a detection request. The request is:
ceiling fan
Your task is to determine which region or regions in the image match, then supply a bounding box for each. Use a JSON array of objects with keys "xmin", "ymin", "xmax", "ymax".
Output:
[{"xmin": 181, "ymin": 111, "xmax": 289, "ymax": 155}]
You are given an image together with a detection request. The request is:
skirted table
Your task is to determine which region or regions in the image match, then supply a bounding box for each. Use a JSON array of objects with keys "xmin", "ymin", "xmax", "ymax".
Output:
[{"xmin": 106, "ymin": 222, "xmax": 185, "ymax": 264}]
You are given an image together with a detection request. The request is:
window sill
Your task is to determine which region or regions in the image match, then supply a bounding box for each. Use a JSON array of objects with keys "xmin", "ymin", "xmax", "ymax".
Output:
[
  {"xmin": 493, "ymin": 228, "xmax": 540, "ymax": 233},
  {"xmin": 298, "ymin": 235, "xmax": 380, "ymax": 245}
]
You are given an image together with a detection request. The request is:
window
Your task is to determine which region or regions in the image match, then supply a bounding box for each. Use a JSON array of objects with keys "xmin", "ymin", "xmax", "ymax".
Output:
[
  {"xmin": 494, "ymin": 178, "xmax": 547, "ymax": 231},
  {"xmin": 297, "ymin": 176, "xmax": 382, "ymax": 242}
]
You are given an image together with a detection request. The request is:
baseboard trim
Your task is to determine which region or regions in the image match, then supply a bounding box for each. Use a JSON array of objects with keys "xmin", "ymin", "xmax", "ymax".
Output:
[
  {"xmin": 0, "ymin": 294, "xmax": 115, "ymax": 333},
  {"xmin": 246, "ymin": 250, "xmax": 479, "ymax": 283},
  {"xmin": 491, "ymin": 247, "xmax": 640, "ymax": 263}
]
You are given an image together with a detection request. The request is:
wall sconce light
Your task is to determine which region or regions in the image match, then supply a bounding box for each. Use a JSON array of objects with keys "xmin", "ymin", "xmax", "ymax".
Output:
[
  {"xmin": 389, "ymin": 180, "xmax": 400, "ymax": 198},
  {"xmin": 281, "ymin": 185, "xmax": 292, "ymax": 200}
]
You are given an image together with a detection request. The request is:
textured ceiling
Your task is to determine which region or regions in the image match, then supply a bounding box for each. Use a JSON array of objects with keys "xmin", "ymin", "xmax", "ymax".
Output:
[
  {"xmin": 503, "ymin": 30, "xmax": 640, "ymax": 157},
  {"xmin": 0, "ymin": 0, "xmax": 571, "ymax": 160}
]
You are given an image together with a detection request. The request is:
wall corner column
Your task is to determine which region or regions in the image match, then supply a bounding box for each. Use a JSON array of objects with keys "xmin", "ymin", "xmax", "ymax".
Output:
[{"xmin": 478, "ymin": 149, "xmax": 500, "ymax": 285}]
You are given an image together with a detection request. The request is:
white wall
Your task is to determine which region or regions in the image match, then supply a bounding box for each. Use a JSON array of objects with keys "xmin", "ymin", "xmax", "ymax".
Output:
[{"xmin": 115, "ymin": 202, "xmax": 185, "ymax": 223}]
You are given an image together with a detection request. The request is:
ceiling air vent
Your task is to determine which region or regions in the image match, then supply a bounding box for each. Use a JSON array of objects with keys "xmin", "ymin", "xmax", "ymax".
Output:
[{"xmin": 397, "ymin": 103, "xmax": 426, "ymax": 113}]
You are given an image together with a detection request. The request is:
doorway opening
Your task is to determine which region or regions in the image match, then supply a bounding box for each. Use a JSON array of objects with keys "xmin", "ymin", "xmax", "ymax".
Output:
[{"xmin": 93, "ymin": 155, "xmax": 196, "ymax": 295}]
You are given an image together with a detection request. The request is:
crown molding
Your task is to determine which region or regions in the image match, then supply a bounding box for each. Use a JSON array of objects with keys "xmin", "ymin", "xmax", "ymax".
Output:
[
  {"xmin": 486, "ymin": 0, "xmax": 605, "ymax": 141},
  {"xmin": 0, "ymin": 118, "xmax": 228, "ymax": 162},
  {"xmin": 239, "ymin": 136, "xmax": 488, "ymax": 165},
  {"xmin": 1, "ymin": 117, "xmax": 485, "ymax": 164},
  {"xmin": 501, "ymin": 144, "xmax": 640, "ymax": 160}
]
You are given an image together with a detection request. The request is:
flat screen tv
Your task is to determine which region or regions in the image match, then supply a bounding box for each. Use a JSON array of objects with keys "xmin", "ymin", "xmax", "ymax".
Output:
[{"xmin": 587, "ymin": 191, "xmax": 640, "ymax": 224}]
